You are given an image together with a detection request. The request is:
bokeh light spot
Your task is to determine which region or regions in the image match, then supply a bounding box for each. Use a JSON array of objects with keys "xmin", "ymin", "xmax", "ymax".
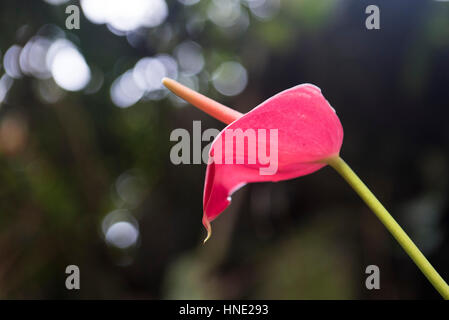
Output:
[
  {"xmin": 212, "ymin": 61, "xmax": 248, "ymax": 96},
  {"xmin": 47, "ymin": 40, "xmax": 91, "ymax": 91}
]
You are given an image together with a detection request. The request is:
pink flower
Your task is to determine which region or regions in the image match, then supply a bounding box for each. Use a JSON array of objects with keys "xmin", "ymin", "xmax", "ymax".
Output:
[
  {"xmin": 163, "ymin": 78, "xmax": 343, "ymax": 241},
  {"xmin": 202, "ymin": 84, "xmax": 343, "ymax": 241}
]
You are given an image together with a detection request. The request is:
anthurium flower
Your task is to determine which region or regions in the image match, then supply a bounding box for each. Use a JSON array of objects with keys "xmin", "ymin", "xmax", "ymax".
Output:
[
  {"xmin": 163, "ymin": 77, "xmax": 449, "ymax": 299},
  {"xmin": 202, "ymin": 84, "xmax": 343, "ymax": 240}
]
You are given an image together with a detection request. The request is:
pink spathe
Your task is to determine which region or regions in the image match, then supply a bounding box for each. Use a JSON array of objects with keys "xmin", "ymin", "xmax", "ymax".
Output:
[{"xmin": 203, "ymin": 84, "xmax": 343, "ymax": 239}]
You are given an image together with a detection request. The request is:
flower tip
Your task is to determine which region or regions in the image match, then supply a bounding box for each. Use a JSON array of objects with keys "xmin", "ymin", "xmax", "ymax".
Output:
[
  {"xmin": 202, "ymin": 219, "xmax": 212, "ymax": 244},
  {"xmin": 161, "ymin": 77, "xmax": 172, "ymax": 88},
  {"xmin": 203, "ymin": 229, "xmax": 212, "ymax": 244}
]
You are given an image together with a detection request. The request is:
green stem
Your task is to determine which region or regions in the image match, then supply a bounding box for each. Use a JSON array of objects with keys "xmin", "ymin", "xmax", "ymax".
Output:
[{"xmin": 327, "ymin": 156, "xmax": 449, "ymax": 299}]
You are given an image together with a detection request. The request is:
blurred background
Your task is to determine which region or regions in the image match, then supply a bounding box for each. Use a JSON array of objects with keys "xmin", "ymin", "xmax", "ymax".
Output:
[{"xmin": 0, "ymin": 0, "xmax": 448, "ymax": 299}]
